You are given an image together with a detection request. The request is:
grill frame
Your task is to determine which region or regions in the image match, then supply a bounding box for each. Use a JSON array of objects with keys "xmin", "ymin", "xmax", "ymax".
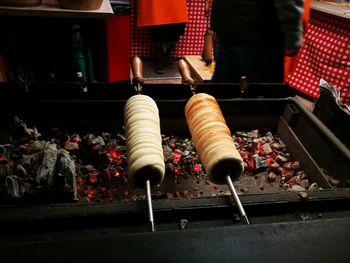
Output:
[{"xmin": 0, "ymin": 82, "xmax": 349, "ymax": 230}]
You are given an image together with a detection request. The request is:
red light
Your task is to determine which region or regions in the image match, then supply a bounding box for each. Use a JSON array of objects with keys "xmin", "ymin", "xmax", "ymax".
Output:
[
  {"xmin": 72, "ymin": 136, "xmax": 79, "ymax": 143},
  {"xmin": 173, "ymin": 168, "xmax": 180, "ymax": 175},
  {"xmin": 173, "ymin": 151, "xmax": 182, "ymax": 164},
  {"xmin": 111, "ymin": 150, "xmax": 120, "ymax": 159},
  {"xmin": 87, "ymin": 190, "xmax": 95, "ymax": 199},
  {"xmin": 114, "ymin": 170, "xmax": 120, "ymax": 177},
  {"xmin": 88, "ymin": 171, "xmax": 99, "ymax": 184},
  {"xmin": 193, "ymin": 164, "xmax": 201, "ymax": 173}
]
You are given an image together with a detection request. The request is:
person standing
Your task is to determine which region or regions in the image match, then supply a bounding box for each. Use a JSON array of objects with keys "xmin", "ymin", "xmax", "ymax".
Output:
[
  {"xmin": 211, "ymin": 0, "xmax": 304, "ymax": 83},
  {"xmin": 284, "ymin": 0, "xmax": 311, "ymax": 81},
  {"xmin": 138, "ymin": 0, "xmax": 189, "ymax": 74}
]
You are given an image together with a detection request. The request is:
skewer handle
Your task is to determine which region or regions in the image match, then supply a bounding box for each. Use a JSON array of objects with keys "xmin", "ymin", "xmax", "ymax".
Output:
[
  {"xmin": 131, "ymin": 56, "xmax": 144, "ymax": 91},
  {"xmin": 146, "ymin": 180, "xmax": 155, "ymax": 232},
  {"xmin": 178, "ymin": 59, "xmax": 195, "ymax": 88},
  {"xmin": 226, "ymin": 175, "xmax": 250, "ymax": 224}
]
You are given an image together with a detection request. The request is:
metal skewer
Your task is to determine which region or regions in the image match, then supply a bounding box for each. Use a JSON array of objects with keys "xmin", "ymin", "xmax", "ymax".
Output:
[
  {"xmin": 146, "ymin": 180, "xmax": 155, "ymax": 232},
  {"xmin": 226, "ymin": 175, "xmax": 250, "ymax": 224},
  {"xmin": 131, "ymin": 56, "xmax": 156, "ymax": 232}
]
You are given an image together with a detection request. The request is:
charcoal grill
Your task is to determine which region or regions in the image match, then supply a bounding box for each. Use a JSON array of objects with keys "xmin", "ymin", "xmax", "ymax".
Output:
[{"xmin": 0, "ymin": 81, "xmax": 349, "ymax": 262}]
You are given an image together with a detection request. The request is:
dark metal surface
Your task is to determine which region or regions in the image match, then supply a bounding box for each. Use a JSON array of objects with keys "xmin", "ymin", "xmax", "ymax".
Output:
[{"xmin": 1, "ymin": 218, "xmax": 349, "ymax": 262}]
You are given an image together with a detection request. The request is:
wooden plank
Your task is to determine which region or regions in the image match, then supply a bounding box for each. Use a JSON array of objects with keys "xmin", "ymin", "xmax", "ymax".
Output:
[
  {"xmin": 184, "ymin": 55, "xmax": 215, "ymax": 83},
  {"xmin": 312, "ymin": 0, "xmax": 350, "ymax": 19},
  {"xmin": 0, "ymin": 0, "xmax": 114, "ymax": 19}
]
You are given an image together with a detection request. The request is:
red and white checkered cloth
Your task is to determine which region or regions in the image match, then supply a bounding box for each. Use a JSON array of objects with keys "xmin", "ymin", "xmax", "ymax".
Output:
[
  {"xmin": 130, "ymin": 0, "xmax": 211, "ymax": 57},
  {"xmin": 287, "ymin": 10, "xmax": 350, "ymax": 105}
]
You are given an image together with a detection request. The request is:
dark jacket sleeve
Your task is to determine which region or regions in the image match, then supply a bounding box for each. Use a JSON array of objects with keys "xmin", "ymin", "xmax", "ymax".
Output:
[{"xmin": 274, "ymin": 0, "xmax": 304, "ymax": 49}]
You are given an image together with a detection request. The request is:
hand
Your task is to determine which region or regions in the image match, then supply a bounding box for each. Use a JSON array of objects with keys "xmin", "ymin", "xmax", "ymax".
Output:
[{"xmin": 285, "ymin": 46, "xmax": 301, "ymax": 57}]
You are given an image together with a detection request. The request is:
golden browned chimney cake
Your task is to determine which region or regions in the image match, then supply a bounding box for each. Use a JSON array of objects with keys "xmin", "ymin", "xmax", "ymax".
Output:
[
  {"xmin": 124, "ymin": 95, "xmax": 165, "ymax": 188},
  {"xmin": 185, "ymin": 93, "xmax": 244, "ymax": 184}
]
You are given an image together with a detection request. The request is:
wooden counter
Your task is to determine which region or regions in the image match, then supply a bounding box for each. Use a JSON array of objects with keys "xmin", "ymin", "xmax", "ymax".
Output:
[
  {"xmin": 0, "ymin": 0, "xmax": 114, "ymax": 18},
  {"xmin": 183, "ymin": 55, "xmax": 215, "ymax": 83},
  {"xmin": 312, "ymin": 0, "xmax": 350, "ymax": 19}
]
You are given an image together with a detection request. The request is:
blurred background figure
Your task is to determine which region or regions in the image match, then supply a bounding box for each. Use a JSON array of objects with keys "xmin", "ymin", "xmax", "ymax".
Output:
[
  {"xmin": 138, "ymin": 0, "xmax": 188, "ymax": 74},
  {"xmin": 211, "ymin": 0, "xmax": 304, "ymax": 83},
  {"xmin": 284, "ymin": 0, "xmax": 311, "ymax": 81}
]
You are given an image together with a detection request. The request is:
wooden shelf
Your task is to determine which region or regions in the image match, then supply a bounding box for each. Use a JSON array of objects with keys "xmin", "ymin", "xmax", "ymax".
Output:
[
  {"xmin": 312, "ymin": 0, "xmax": 350, "ymax": 19},
  {"xmin": 0, "ymin": 0, "xmax": 114, "ymax": 19}
]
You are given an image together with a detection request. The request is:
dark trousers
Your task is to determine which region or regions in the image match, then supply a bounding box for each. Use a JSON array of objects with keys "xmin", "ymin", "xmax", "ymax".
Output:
[
  {"xmin": 150, "ymin": 23, "xmax": 186, "ymax": 44},
  {"xmin": 211, "ymin": 37, "xmax": 284, "ymax": 83}
]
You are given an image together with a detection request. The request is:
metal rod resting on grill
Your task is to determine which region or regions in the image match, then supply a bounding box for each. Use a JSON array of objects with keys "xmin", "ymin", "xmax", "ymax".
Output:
[
  {"xmin": 146, "ymin": 180, "xmax": 155, "ymax": 232},
  {"xmin": 131, "ymin": 57, "xmax": 157, "ymax": 232},
  {"xmin": 226, "ymin": 175, "xmax": 250, "ymax": 224}
]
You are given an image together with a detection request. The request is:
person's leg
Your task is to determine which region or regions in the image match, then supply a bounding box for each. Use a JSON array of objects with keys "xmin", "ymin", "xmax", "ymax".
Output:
[
  {"xmin": 211, "ymin": 38, "xmax": 240, "ymax": 83},
  {"xmin": 237, "ymin": 44, "xmax": 284, "ymax": 83},
  {"xmin": 164, "ymin": 23, "xmax": 186, "ymax": 67},
  {"xmin": 150, "ymin": 25, "xmax": 168, "ymax": 74}
]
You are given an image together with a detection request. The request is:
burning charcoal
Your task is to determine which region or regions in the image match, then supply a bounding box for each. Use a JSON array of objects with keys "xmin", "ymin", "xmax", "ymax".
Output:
[
  {"xmin": 115, "ymin": 133, "xmax": 126, "ymax": 144},
  {"xmin": 296, "ymin": 170, "xmax": 307, "ymax": 179},
  {"xmin": 261, "ymin": 143, "xmax": 273, "ymax": 155},
  {"xmin": 291, "ymin": 161, "xmax": 301, "ymax": 170},
  {"xmin": 15, "ymin": 164, "xmax": 28, "ymax": 177},
  {"xmin": 88, "ymin": 170, "xmax": 99, "ymax": 184},
  {"xmin": 53, "ymin": 150, "xmax": 77, "ymax": 200},
  {"xmin": 270, "ymin": 162, "xmax": 280, "ymax": 171},
  {"xmin": 12, "ymin": 145, "xmax": 27, "ymax": 157},
  {"xmin": 37, "ymin": 142, "xmax": 59, "ymax": 184},
  {"xmin": 287, "ymin": 176, "xmax": 301, "ymax": 187},
  {"xmin": 192, "ymin": 163, "xmax": 202, "ymax": 174},
  {"xmin": 235, "ymin": 131, "xmax": 248, "ymax": 138},
  {"xmin": 0, "ymin": 145, "xmax": 13, "ymax": 164},
  {"xmin": 276, "ymin": 155, "xmax": 288, "ymax": 164},
  {"xmin": 173, "ymin": 150, "xmax": 183, "ymax": 164},
  {"xmin": 282, "ymin": 169, "xmax": 294, "ymax": 179},
  {"xmin": 21, "ymin": 152, "xmax": 43, "ymax": 171},
  {"xmin": 162, "ymin": 145, "xmax": 173, "ymax": 162},
  {"xmin": 64, "ymin": 142, "xmax": 79, "ymax": 151},
  {"xmin": 27, "ymin": 141, "xmax": 46, "ymax": 154},
  {"xmin": 289, "ymin": 185, "xmax": 306, "ymax": 192},
  {"xmin": 270, "ymin": 143, "xmax": 282, "ymax": 150},
  {"xmin": 252, "ymin": 154, "xmax": 268, "ymax": 170},
  {"xmin": 50, "ymin": 128, "xmax": 67, "ymax": 143},
  {"xmin": 94, "ymin": 136, "xmax": 105, "ymax": 146},
  {"xmin": 10, "ymin": 116, "xmax": 41, "ymax": 141},
  {"xmin": 102, "ymin": 168, "xmax": 111, "ymax": 181},
  {"xmin": 5, "ymin": 175, "xmax": 25, "ymax": 199},
  {"xmin": 267, "ymin": 172, "xmax": 277, "ymax": 183},
  {"xmin": 266, "ymin": 132, "xmax": 274, "ymax": 140},
  {"xmin": 247, "ymin": 130, "xmax": 259, "ymax": 139},
  {"xmin": 300, "ymin": 179, "xmax": 310, "ymax": 189},
  {"xmin": 80, "ymin": 164, "xmax": 95, "ymax": 174}
]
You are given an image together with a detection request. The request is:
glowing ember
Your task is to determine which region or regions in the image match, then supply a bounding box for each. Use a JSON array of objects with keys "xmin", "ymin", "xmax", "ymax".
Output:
[
  {"xmin": 173, "ymin": 151, "xmax": 182, "ymax": 164},
  {"xmin": 193, "ymin": 163, "xmax": 201, "ymax": 173}
]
